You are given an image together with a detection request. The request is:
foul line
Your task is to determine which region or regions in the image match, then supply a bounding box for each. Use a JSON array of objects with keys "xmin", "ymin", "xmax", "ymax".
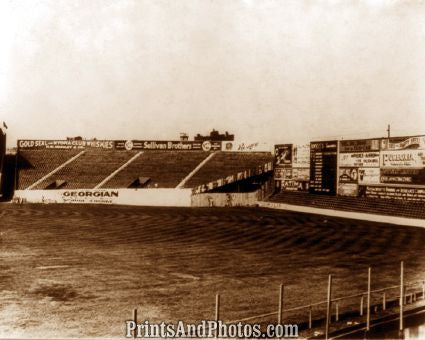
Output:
[
  {"xmin": 26, "ymin": 150, "xmax": 86, "ymax": 190},
  {"xmin": 258, "ymin": 201, "xmax": 425, "ymax": 228}
]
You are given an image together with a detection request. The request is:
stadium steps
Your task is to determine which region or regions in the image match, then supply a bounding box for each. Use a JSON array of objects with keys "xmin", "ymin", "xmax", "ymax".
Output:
[
  {"xmin": 183, "ymin": 152, "xmax": 274, "ymax": 188},
  {"xmin": 267, "ymin": 191, "xmax": 425, "ymax": 220}
]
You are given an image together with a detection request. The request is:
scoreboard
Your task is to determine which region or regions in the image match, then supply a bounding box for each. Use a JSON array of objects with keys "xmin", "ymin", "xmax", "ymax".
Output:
[{"xmin": 309, "ymin": 140, "xmax": 338, "ymax": 195}]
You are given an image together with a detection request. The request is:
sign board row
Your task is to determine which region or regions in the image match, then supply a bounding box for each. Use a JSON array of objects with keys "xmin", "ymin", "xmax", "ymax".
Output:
[
  {"xmin": 18, "ymin": 139, "xmax": 222, "ymax": 151},
  {"xmin": 339, "ymin": 150, "xmax": 425, "ymax": 168},
  {"xmin": 18, "ymin": 139, "xmax": 274, "ymax": 152}
]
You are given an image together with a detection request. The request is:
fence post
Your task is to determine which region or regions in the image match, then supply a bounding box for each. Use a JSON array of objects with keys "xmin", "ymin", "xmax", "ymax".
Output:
[
  {"xmin": 367, "ymin": 267, "xmax": 371, "ymax": 331},
  {"xmin": 422, "ymin": 281, "xmax": 424, "ymax": 300},
  {"xmin": 400, "ymin": 261, "xmax": 404, "ymax": 332},
  {"xmin": 325, "ymin": 274, "xmax": 332, "ymax": 340},
  {"xmin": 215, "ymin": 294, "xmax": 220, "ymax": 339},
  {"xmin": 383, "ymin": 291, "xmax": 386, "ymax": 311},
  {"xmin": 309, "ymin": 305, "xmax": 312, "ymax": 329},
  {"xmin": 278, "ymin": 284, "xmax": 284, "ymax": 325},
  {"xmin": 133, "ymin": 308, "xmax": 138, "ymax": 339},
  {"xmin": 360, "ymin": 295, "xmax": 364, "ymax": 316}
]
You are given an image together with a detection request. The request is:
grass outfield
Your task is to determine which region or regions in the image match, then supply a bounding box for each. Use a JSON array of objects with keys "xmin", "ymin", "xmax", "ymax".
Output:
[{"xmin": 0, "ymin": 204, "xmax": 425, "ymax": 337}]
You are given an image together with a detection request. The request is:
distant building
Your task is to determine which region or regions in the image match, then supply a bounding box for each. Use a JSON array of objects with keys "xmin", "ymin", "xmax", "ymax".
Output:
[
  {"xmin": 194, "ymin": 129, "xmax": 234, "ymax": 141},
  {"xmin": 180, "ymin": 133, "xmax": 189, "ymax": 141}
]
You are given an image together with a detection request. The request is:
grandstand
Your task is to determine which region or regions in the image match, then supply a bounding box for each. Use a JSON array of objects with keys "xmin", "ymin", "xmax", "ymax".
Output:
[{"xmin": 16, "ymin": 142, "xmax": 273, "ymax": 192}]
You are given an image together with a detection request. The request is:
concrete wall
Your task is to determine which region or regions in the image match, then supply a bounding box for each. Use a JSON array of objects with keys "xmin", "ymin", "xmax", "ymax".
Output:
[
  {"xmin": 14, "ymin": 188, "xmax": 192, "ymax": 207},
  {"xmin": 191, "ymin": 191, "xmax": 259, "ymax": 207}
]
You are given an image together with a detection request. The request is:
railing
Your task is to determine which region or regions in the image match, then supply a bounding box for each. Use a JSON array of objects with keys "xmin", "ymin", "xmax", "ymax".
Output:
[{"xmin": 130, "ymin": 261, "xmax": 425, "ymax": 339}]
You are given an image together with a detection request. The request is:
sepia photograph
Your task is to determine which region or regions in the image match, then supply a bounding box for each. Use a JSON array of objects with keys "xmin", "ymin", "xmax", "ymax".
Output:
[{"xmin": 1, "ymin": 0, "xmax": 425, "ymax": 338}]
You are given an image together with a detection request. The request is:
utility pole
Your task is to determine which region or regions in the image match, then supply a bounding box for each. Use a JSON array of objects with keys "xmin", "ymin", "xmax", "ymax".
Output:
[{"xmin": 387, "ymin": 124, "xmax": 391, "ymax": 138}]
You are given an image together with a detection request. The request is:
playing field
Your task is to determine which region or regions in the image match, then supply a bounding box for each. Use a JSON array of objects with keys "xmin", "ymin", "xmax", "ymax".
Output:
[{"xmin": 0, "ymin": 204, "xmax": 425, "ymax": 337}]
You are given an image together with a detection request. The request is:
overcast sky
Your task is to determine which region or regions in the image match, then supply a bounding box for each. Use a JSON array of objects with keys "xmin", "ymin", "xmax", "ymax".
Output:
[{"xmin": 0, "ymin": 0, "xmax": 424, "ymax": 147}]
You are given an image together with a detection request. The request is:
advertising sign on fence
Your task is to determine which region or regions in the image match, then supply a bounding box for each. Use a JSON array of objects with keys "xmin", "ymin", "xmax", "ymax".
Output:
[
  {"xmin": 274, "ymin": 144, "xmax": 292, "ymax": 167},
  {"xmin": 115, "ymin": 140, "xmax": 221, "ymax": 151},
  {"xmin": 365, "ymin": 186, "xmax": 425, "ymax": 202},
  {"xmin": 292, "ymin": 144, "xmax": 310, "ymax": 168},
  {"xmin": 222, "ymin": 141, "xmax": 272, "ymax": 152},
  {"xmin": 339, "ymin": 168, "xmax": 358, "ymax": 183},
  {"xmin": 380, "ymin": 168, "xmax": 425, "ymax": 185},
  {"xmin": 381, "ymin": 150, "xmax": 425, "ymax": 168},
  {"xmin": 18, "ymin": 139, "xmax": 115, "ymax": 150},
  {"xmin": 292, "ymin": 168, "xmax": 310, "ymax": 181},
  {"xmin": 358, "ymin": 168, "xmax": 380, "ymax": 185},
  {"xmin": 339, "ymin": 152, "xmax": 380, "ymax": 168},
  {"xmin": 338, "ymin": 183, "xmax": 358, "ymax": 196},
  {"xmin": 340, "ymin": 139, "xmax": 380, "ymax": 153},
  {"xmin": 381, "ymin": 136, "xmax": 425, "ymax": 151},
  {"xmin": 14, "ymin": 189, "xmax": 193, "ymax": 206}
]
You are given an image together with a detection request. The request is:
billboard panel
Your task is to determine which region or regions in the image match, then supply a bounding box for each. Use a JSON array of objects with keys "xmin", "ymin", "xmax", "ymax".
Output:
[
  {"xmin": 338, "ymin": 168, "xmax": 358, "ymax": 183},
  {"xmin": 282, "ymin": 180, "xmax": 309, "ymax": 192},
  {"xmin": 381, "ymin": 150, "xmax": 425, "ymax": 168},
  {"xmin": 358, "ymin": 168, "xmax": 380, "ymax": 185},
  {"xmin": 338, "ymin": 183, "xmax": 358, "ymax": 196},
  {"xmin": 309, "ymin": 141, "xmax": 337, "ymax": 195},
  {"xmin": 340, "ymin": 139, "xmax": 380, "ymax": 153},
  {"xmin": 222, "ymin": 141, "xmax": 272, "ymax": 152},
  {"xmin": 365, "ymin": 186, "xmax": 425, "ymax": 202},
  {"xmin": 339, "ymin": 152, "xmax": 380, "ymax": 168},
  {"xmin": 115, "ymin": 140, "xmax": 221, "ymax": 151},
  {"xmin": 380, "ymin": 168, "xmax": 425, "ymax": 185},
  {"xmin": 18, "ymin": 139, "xmax": 114, "ymax": 150},
  {"xmin": 292, "ymin": 168, "xmax": 310, "ymax": 181},
  {"xmin": 292, "ymin": 144, "xmax": 310, "ymax": 168},
  {"xmin": 381, "ymin": 136, "xmax": 425, "ymax": 151},
  {"xmin": 274, "ymin": 144, "xmax": 292, "ymax": 167}
]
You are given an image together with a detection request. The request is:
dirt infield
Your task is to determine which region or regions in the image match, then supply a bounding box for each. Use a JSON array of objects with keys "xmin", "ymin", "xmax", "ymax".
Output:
[{"xmin": 0, "ymin": 204, "xmax": 425, "ymax": 337}]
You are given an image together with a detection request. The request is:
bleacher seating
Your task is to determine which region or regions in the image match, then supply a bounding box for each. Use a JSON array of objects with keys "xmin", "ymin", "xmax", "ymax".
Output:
[
  {"xmin": 184, "ymin": 152, "xmax": 273, "ymax": 188},
  {"xmin": 17, "ymin": 150, "xmax": 81, "ymax": 189},
  {"xmin": 32, "ymin": 149, "xmax": 138, "ymax": 189},
  {"xmin": 102, "ymin": 151, "xmax": 209, "ymax": 188},
  {"xmin": 268, "ymin": 191, "xmax": 425, "ymax": 220},
  {"xmin": 18, "ymin": 149, "xmax": 272, "ymax": 190}
]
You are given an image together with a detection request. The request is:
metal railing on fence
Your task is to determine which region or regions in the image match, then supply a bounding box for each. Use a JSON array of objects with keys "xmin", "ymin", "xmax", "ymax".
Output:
[{"xmin": 131, "ymin": 261, "xmax": 425, "ymax": 339}]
